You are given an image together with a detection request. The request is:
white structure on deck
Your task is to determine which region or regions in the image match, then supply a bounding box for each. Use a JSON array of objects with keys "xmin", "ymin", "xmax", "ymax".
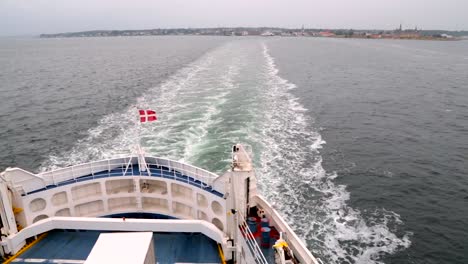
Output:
[
  {"xmin": 0, "ymin": 144, "xmax": 321, "ymax": 264},
  {"xmin": 85, "ymin": 232, "xmax": 155, "ymax": 264}
]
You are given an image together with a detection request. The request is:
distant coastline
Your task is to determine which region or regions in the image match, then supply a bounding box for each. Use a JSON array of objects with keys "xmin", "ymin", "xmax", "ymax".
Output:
[{"xmin": 40, "ymin": 27, "xmax": 468, "ymax": 40}]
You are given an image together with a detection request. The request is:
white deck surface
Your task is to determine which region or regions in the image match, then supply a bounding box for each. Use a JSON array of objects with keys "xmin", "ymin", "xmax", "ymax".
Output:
[{"xmin": 85, "ymin": 232, "xmax": 154, "ymax": 264}]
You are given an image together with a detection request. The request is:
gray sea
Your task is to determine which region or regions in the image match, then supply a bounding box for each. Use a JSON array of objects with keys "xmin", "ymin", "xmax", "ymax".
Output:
[{"xmin": 1, "ymin": 36, "xmax": 467, "ymax": 264}]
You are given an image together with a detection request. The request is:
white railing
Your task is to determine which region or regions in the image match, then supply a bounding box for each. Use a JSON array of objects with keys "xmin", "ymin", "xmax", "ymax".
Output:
[
  {"xmin": 39, "ymin": 157, "xmax": 132, "ymax": 186},
  {"xmin": 237, "ymin": 212, "xmax": 269, "ymax": 264},
  {"xmin": 146, "ymin": 157, "xmax": 220, "ymax": 187},
  {"xmin": 6, "ymin": 156, "xmax": 221, "ymax": 195},
  {"xmin": 237, "ymin": 231, "xmax": 260, "ymax": 264}
]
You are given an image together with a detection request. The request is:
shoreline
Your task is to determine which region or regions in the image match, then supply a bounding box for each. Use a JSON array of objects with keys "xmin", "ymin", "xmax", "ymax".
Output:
[
  {"xmin": 37, "ymin": 34, "xmax": 463, "ymax": 41},
  {"xmin": 39, "ymin": 27, "xmax": 467, "ymax": 41}
]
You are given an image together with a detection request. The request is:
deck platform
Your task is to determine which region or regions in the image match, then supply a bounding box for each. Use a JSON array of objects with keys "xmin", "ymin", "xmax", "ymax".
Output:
[{"xmin": 10, "ymin": 230, "xmax": 221, "ymax": 264}]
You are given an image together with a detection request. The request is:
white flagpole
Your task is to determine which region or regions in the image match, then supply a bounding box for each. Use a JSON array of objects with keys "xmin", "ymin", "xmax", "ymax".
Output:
[
  {"xmin": 124, "ymin": 107, "xmax": 141, "ymax": 176},
  {"xmin": 137, "ymin": 107, "xmax": 142, "ymax": 150},
  {"xmin": 136, "ymin": 108, "xmax": 150, "ymax": 174}
]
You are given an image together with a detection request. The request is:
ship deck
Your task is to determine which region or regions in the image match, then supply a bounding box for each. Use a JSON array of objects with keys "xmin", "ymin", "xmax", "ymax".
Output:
[
  {"xmin": 11, "ymin": 163, "xmax": 279, "ymax": 263},
  {"xmin": 10, "ymin": 230, "xmax": 222, "ymax": 264}
]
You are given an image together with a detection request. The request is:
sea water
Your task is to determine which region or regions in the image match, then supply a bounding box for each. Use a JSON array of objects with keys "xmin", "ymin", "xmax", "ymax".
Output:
[{"xmin": 1, "ymin": 36, "xmax": 467, "ymax": 264}]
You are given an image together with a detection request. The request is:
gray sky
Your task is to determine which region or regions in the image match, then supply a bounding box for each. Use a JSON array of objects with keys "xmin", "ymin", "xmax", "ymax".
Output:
[{"xmin": 1, "ymin": 0, "xmax": 467, "ymax": 36}]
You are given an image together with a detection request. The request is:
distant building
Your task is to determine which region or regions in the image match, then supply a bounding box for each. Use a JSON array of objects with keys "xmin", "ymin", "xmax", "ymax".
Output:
[
  {"xmin": 391, "ymin": 23, "xmax": 421, "ymax": 39},
  {"xmin": 261, "ymin": 31, "xmax": 274, "ymax": 36},
  {"xmin": 441, "ymin": 33, "xmax": 454, "ymax": 39},
  {"xmin": 399, "ymin": 30, "xmax": 421, "ymax": 39},
  {"xmin": 319, "ymin": 31, "xmax": 335, "ymax": 37}
]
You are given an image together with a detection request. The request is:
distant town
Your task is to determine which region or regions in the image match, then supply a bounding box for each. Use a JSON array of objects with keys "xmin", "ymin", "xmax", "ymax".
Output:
[{"xmin": 40, "ymin": 26, "xmax": 468, "ymax": 40}]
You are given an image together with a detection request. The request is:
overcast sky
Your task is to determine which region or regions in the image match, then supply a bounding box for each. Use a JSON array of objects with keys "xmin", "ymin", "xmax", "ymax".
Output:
[{"xmin": 1, "ymin": 0, "xmax": 467, "ymax": 36}]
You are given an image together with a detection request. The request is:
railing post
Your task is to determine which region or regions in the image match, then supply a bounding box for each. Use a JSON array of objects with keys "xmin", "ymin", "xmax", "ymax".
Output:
[
  {"xmin": 237, "ymin": 212, "xmax": 269, "ymax": 264},
  {"xmin": 147, "ymin": 160, "xmax": 152, "ymax": 177},
  {"xmin": 71, "ymin": 166, "xmax": 75, "ymax": 180},
  {"xmin": 51, "ymin": 171, "xmax": 56, "ymax": 186},
  {"xmin": 107, "ymin": 160, "xmax": 111, "ymax": 177},
  {"xmin": 189, "ymin": 168, "xmax": 193, "ymax": 185}
]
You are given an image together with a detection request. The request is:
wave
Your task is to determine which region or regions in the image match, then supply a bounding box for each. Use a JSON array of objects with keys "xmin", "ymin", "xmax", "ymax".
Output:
[
  {"xmin": 40, "ymin": 42, "xmax": 247, "ymax": 170},
  {"xmin": 257, "ymin": 43, "xmax": 411, "ymax": 264},
  {"xmin": 40, "ymin": 39, "xmax": 411, "ymax": 264}
]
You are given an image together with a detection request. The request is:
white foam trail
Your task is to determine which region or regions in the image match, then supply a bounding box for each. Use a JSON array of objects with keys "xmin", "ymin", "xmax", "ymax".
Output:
[
  {"xmin": 40, "ymin": 43, "xmax": 244, "ymax": 171},
  {"xmin": 40, "ymin": 40, "xmax": 411, "ymax": 264},
  {"xmin": 256, "ymin": 43, "xmax": 411, "ymax": 264}
]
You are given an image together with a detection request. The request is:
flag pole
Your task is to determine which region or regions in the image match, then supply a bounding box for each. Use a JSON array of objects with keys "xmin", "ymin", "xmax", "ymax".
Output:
[
  {"xmin": 136, "ymin": 108, "xmax": 157, "ymax": 175},
  {"xmin": 137, "ymin": 107, "xmax": 142, "ymax": 152},
  {"xmin": 137, "ymin": 108, "xmax": 147, "ymax": 173},
  {"xmin": 124, "ymin": 107, "xmax": 141, "ymax": 176}
]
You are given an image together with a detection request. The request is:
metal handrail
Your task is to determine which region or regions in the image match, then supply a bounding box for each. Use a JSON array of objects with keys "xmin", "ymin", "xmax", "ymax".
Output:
[
  {"xmin": 34, "ymin": 156, "xmax": 219, "ymax": 190},
  {"xmin": 238, "ymin": 212, "xmax": 269, "ymax": 264},
  {"xmin": 252, "ymin": 195, "xmax": 320, "ymax": 264}
]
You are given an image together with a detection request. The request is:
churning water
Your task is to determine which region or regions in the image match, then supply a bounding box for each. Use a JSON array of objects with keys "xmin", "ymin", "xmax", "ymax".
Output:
[{"xmin": 1, "ymin": 36, "xmax": 467, "ymax": 264}]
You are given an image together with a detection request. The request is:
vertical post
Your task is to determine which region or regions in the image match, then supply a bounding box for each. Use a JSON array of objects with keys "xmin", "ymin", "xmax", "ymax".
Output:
[
  {"xmin": 234, "ymin": 210, "xmax": 241, "ymax": 264},
  {"xmin": 137, "ymin": 145, "xmax": 148, "ymax": 173},
  {"xmin": 137, "ymin": 107, "xmax": 142, "ymax": 147},
  {"xmin": 71, "ymin": 166, "xmax": 75, "ymax": 180},
  {"xmin": 136, "ymin": 107, "xmax": 146, "ymax": 173},
  {"xmin": 51, "ymin": 171, "xmax": 56, "ymax": 186}
]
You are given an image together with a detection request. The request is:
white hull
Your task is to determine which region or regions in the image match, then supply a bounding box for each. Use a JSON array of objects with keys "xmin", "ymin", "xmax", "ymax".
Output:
[{"xmin": 0, "ymin": 145, "xmax": 322, "ymax": 264}]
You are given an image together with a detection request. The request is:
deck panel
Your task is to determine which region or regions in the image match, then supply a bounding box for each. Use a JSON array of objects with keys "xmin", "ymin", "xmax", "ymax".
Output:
[{"xmin": 11, "ymin": 230, "xmax": 221, "ymax": 264}]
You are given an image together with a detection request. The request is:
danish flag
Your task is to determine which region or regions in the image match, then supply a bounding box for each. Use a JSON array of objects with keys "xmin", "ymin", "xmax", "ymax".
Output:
[{"xmin": 139, "ymin": 109, "xmax": 157, "ymax": 123}]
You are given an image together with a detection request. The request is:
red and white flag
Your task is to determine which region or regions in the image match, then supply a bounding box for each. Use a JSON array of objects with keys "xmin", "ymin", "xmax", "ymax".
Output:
[{"xmin": 139, "ymin": 109, "xmax": 157, "ymax": 123}]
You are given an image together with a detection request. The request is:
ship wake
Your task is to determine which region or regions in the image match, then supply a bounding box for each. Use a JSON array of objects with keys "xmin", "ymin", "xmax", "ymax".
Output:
[
  {"xmin": 257, "ymin": 43, "xmax": 411, "ymax": 264},
  {"xmin": 40, "ymin": 39, "xmax": 411, "ymax": 264}
]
